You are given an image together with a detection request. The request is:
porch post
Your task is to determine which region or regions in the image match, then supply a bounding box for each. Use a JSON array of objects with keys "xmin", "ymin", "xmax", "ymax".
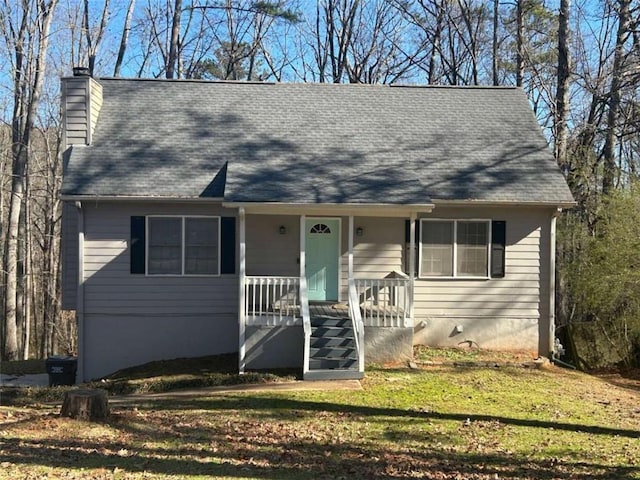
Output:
[
  {"xmin": 409, "ymin": 212, "xmax": 416, "ymax": 325},
  {"xmin": 300, "ymin": 214, "xmax": 306, "ymax": 278},
  {"xmin": 348, "ymin": 216, "xmax": 354, "ymax": 280},
  {"xmin": 76, "ymin": 202, "xmax": 85, "ymax": 383},
  {"xmin": 549, "ymin": 210, "xmax": 559, "ymax": 358},
  {"xmin": 238, "ymin": 207, "xmax": 246, "ymax": 374}
]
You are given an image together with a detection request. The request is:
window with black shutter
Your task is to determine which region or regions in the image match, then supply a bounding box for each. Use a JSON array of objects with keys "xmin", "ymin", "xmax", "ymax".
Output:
[{"xmin": 130, "ymin": 215, "xmax": 237, "ymax": 275}]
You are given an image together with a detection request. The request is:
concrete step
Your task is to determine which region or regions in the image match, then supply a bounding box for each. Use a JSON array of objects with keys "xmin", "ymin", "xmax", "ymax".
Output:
[
  {"xmin": 304, "ymin": 368, "xmax": 364, "ymax": 380},
  {"xmin": 309, "ymin": 358, "xmax": 357, "ymax": 370}
]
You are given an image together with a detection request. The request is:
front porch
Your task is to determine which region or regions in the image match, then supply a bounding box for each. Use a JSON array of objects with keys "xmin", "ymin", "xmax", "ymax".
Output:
[{"xmin": 236, "ymin": 210, "xmax": 422, "ymax": 380}]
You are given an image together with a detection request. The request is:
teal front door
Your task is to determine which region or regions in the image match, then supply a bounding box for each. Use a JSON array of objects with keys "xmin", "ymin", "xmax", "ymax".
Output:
[{"xmin": 306, "ymin": 219, "xmax": 340, "ymax": 301}]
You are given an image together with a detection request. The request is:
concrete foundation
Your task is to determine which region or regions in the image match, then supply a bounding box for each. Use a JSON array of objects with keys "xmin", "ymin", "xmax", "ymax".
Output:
[
  {"xmin": 245, "ymin": 325, "xmax": 303, "ymax": 370},
  {"xmin": 413, "ymin": 317, "xmax": 539, "ymax": 353},
  {"xmin": 364, "ymin": 327, "xmax": 414, "ymax": 364}
]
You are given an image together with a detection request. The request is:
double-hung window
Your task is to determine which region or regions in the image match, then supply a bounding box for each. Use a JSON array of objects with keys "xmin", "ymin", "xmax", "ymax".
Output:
[
  {"xmin": 147, "ymin": 216, "xmax": 220, "ymax": 275},
  {"xmin": 420, "ymin": 219, "xmax": 491, "ymax": 278}
]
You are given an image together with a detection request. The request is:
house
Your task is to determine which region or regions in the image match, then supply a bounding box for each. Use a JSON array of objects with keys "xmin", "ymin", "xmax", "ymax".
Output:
[{"xmin": 60, "ymin": 72, "xmax": 574, "ymax": 382}]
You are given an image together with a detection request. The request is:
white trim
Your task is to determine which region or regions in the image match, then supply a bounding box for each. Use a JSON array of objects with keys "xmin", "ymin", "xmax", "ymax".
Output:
[
  {"xmin": 300, "ymin": 215, "xmax": 306, "ymax": 279},
  {"xmin": 145, "ymin": 215, "xmax": 221, "ymax": 277},
  {"xmin": 409, "ymin": 212, "xmax": 416, "ymax": 324},
  {"xmin": 305, "ymin": 216, "xmax": 342, "ymax": 302},
  {"xmin": 419, "ymin": 218, "xmax": 492, "ymax": 279},
  {"xmin": 86, "ymin": 78, "xmax": 92, "ymax": 145},
  {"xmin": 62, "ymin": 80, "xmax": 68, "ymax": 149},
  {"xmin": 76, "ymin": 202, "xmax": 85, "ymax": 383},
  {"xmin": 238, "ymin": 208, "xmax": 246, "ymax": 374},
  {"xmin": 549, "ymin": 212, "xmax": 558, "ymax": 357},
  {"xmin": 223, "ymin": 202, "xmax": 434, "ymax": 217},
  {"xmin": 348, "ymin": 216, "xmax": 354, "ymax": 280}
]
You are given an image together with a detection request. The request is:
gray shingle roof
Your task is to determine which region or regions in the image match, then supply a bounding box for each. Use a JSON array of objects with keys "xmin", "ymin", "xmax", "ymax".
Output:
[{"xmin": 61, "ymin": 78, "xmax": 574, "ymax": 205}]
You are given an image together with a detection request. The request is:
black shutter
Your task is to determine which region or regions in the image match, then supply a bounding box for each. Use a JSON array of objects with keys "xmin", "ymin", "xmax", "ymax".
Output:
[
  {"xmin": 404, "ymin": 219, "xmax": 420, "ymax": 276},
  {"xmin": 491, "ymin": 220, "xmax": 506, "ymax": 278},
  {"xmin": 220, "ymin": 217, "xmax": 236, "ymax": 274},
  {"xmin": 130, "ymin": 216, "xmax": 146, "ymax": 274}
]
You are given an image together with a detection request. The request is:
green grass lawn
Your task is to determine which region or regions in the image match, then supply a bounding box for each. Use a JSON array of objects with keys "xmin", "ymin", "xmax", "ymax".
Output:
[{"xmin": 0, "ymin": 362, "xmax": 638, "ymax": 479}]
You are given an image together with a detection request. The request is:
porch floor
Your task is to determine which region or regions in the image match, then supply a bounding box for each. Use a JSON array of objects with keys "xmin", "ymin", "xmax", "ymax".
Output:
[{"xmin": 309, "ymin": 302, "xmax": 349, "ymax": 318}]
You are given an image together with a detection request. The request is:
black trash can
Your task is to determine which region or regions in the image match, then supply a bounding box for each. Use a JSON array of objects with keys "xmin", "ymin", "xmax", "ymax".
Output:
[{"xmin": 46, "ymin": 356, "xmax": 77, "ymax": 386}]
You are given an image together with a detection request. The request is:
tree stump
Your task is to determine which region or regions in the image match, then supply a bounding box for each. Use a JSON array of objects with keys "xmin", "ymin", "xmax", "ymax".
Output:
[{"xmin": 60, "ymin": 389, "xmax": 109, "ymax": 420}]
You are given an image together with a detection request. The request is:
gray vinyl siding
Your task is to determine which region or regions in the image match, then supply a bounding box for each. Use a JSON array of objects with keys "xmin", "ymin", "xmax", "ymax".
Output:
[
  {"xmin": 61, "ymin": 202, "xmax": 78, "ymax": 310},
  {"xmin": 340, "ymin": 217, "xmax": 405, "ymax": 299},
  {"xmin": 62, "ymin": 77, "xmax": 102, "ymax": 147},
  {"xmin": 414, "ymin": 207, "xmax": 547, "ymax": 318},
  {"xmin": 63, "ymin": 78, "xmax": 90, "ymax": 146},
  {"xmin": 245, "ymin": 215, "xmax": 299, "ymax": 276},
  {"xmin": 413, "ymin": 205, "xmax": 553, "ymax": 352},
  {"xmin": 80, "ymin": 201, "xmax": 238, "ymax": 380}
]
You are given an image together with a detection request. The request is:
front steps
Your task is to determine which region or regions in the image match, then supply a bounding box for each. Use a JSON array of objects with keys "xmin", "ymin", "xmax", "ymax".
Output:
[{"xmin": 305, "ymin": 315, "xmax": 363, "ymax": 380}]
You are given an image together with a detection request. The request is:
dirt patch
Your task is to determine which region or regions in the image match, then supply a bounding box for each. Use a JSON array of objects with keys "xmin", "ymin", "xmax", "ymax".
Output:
[{"xmin": 593, "ymin": 368, "xmax": 640, "ymax": 392}]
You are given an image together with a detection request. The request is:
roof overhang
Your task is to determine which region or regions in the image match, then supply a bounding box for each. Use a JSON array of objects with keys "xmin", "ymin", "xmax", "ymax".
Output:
[
  {"xmin": 60, "ymin": 195, "xmax": 225, "ymax": 203},
  {"xmin": 222, "ymin": 202, "xmax": 435, "ymax": 217},
  {"xmin": 432, "ymin": 199, "xmax": 577, "ymax": 209}
]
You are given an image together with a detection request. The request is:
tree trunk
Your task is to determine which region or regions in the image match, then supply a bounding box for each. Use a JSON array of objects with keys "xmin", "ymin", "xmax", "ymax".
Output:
[
  {"xmin": 516, "ymin": 0, "xmax": 524, "ymax": 87},
  {"xmin": 602, "ymin": 0, "xmax": 631, "ymax": 194},
  {"xmin": 114, "ymin": 0, "xmax": 136, "ymax": 76},
  {"xmin": 23, "ymin": 166, "xmax": 32, "ymax": 359},
  {"xmin": 166, "ymin": 0, "xmax": 182, "ymax": 79},
  {"xmin": 4, "ymin": 148, "xmax": 25, "ymax": 360},
  {"xmin": 555, "ymin": 0, "xmax": 571, "ymax": 171},
  {"xmin": 61, "ymin": 389, "xmax": 109, "ymax": 420},
  {"xmin": 493, "ymin": 0, "xmax": 499, "ymax": 85}
]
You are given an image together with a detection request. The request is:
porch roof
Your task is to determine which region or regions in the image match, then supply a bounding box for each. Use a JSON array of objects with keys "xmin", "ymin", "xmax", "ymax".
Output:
[{"xmin": 61, "ymin": 79, "xmax": 574, "ymax": 206}]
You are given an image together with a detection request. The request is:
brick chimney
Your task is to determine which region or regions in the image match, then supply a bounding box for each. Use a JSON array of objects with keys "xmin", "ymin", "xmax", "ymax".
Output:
[{"xmin": 61, "ymin": 67, "xmax": 103, "ymax": 148}]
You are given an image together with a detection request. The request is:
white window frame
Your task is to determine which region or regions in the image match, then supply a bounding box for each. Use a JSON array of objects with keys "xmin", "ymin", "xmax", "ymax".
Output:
[
  {"xmin": 146, "ymin": 215, "xmax": 221, "ymax": 277},
  {"xmin": 419, "ymin": 218, "xmax": 492, "ymax": 280}
]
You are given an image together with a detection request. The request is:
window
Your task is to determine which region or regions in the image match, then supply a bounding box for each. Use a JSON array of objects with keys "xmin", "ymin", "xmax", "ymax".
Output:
[
  {"xmin": 420, "ymin": 220, "xmax": 490, "ymax": 278},
  {"xmin": 310, "ymin": 223, "xmax": 332, "ymax": 234},
  {"xmin": 147, "ymin": 216, "xmax": 219, "ymax": 275}
]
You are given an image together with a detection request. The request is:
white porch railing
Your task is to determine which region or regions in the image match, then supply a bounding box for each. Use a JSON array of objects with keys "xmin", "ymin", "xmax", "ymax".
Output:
[
  {"xmin": 348, "ymin": 279, "xmax": 365, "ymax": 373},
  {"xmin": 244, "ymin": 276, "xmax": 300, "ymax": 325},
  {"xmin": 354, "ymin": 273, "xmax": 411, "ymax": 327}
]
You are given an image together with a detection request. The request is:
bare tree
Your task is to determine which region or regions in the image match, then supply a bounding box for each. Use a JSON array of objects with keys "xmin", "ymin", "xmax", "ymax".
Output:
[
  {"xmin": 83, "ymin": 0, "xmax": 110, "ymax": 75},
  {"xmin": 1, "ymin": 0, "xmax": 58, "ymax": 360}
]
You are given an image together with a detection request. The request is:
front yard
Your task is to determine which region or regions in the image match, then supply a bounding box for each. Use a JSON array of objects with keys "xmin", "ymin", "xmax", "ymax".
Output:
[{"xmin": 0, "ymin": 361, "xmax": 638, "ymax": 479}]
